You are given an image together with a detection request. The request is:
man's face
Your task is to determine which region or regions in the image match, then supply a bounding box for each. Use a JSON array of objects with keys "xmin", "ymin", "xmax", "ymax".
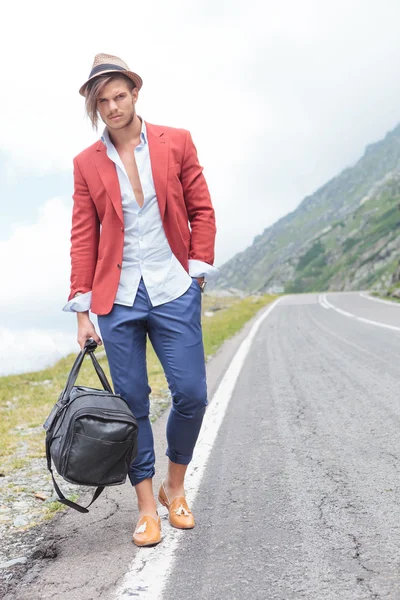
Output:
[{"xmin": 97, "ymin": 78, "xmax": 138, "ymax": 130}]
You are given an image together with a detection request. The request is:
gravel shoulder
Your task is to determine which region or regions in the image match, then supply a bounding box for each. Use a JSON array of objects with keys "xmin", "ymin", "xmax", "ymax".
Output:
[{"xmin": 0, "ymin": 393, "xmax": 169, "ymax": 595}]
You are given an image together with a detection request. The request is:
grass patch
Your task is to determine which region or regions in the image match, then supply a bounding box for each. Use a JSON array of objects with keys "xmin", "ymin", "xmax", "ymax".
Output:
[
  {"xmin": 342, "ymin": 237, "xmax": 360, "ymax": 252},
  {"xmin": 42, "ymin": 494, "xmax": 80, "ymax": 520},
  {"xmin": 0, "ymin": 293, "xmax": 275, "ymax": 476},
  {"xmin": 202, "ymin": 294, "xmax": 275, "ymax": 358},
  {"xmin": 296, "ymin": 240, "xmax": 325, "ymax": 272},
  {"xmin": 371, "ymin": 291, "xmax": 400, "ymax": 304}
]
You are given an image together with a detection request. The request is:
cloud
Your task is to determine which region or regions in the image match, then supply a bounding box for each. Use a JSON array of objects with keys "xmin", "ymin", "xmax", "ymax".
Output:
[
  {"xmin": 3, "ymin": 0, "xmax": 400, "ymax": 266},
  {"xmin": 0, "ymin": 197, "xmax": 86, "ymax": 373},
  {"xmin": 2, "ymin": 1, "xmax": 400, "ymax": 273},
  {"xmin": 0, "ymin": 197, "xmax": 72, "ymax": 312},
  {"xmin": 0, "ymin": 327, "xmax": 78, "ymax": 376},
  {"xmin": 3, "ymin": 0, "xmax": 400, "ymax": 372}
]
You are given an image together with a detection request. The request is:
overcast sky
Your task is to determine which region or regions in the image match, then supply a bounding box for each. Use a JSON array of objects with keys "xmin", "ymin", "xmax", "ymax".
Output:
[{"xmin": 2, "ymin": 0, "xmax": 400, "ymax": 373}]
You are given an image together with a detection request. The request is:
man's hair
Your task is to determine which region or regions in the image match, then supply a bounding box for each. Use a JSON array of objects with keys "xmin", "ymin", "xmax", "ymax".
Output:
[{"xmin": 85, "ymin": 74, "xmax": 136, "ymax": 129}]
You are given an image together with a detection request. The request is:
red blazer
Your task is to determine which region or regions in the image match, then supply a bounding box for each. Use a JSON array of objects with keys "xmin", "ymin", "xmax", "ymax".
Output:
[{"xmin": 68, "ymin": 122, "xmax": 216, "ymax": 315}]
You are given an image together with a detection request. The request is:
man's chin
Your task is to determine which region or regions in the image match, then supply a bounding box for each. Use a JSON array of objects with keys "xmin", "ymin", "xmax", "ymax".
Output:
[
  {"xmin": 105, "ymin": 113, "xmax": 134, "ymax": 130},
  {"xmin": 107, "ymin": 118, "xmax": 125, "ymax": 128}
]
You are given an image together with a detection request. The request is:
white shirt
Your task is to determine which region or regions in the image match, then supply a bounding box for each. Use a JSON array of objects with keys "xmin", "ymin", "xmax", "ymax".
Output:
[{"xmin": 63, "ymin": 119, "xmax": 218, "ymax": 313}]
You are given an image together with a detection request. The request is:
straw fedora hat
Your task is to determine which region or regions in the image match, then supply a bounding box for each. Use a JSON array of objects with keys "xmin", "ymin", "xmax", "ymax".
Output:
[{"xmin": 79, "ymin": 53, "xmax": 143, "ymax": 97}]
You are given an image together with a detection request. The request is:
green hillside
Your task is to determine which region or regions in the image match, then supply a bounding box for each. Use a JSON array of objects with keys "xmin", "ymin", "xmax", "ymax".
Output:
[{"xmin": 216, "ymin": 125, "xmax": 400, "ymax": 294}]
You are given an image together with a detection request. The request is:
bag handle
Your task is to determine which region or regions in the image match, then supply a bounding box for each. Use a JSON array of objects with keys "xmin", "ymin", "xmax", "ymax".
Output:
[
  {"xmin": 61, "ymin": 338, "xmax": 113, "ymax": 402},
  {"xmin": 45, "ymin": 440, "xmax": 104, "ymax": 513}
]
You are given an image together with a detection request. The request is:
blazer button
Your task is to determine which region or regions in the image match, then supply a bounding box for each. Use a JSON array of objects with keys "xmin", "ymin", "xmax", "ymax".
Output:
[
  {"xmin": 117, "ymin": 263, "xmax": 122, "ymax": 269},
  {"xmin": 121, "ymin": 228, "xmax": 124, "ymax": 232}
]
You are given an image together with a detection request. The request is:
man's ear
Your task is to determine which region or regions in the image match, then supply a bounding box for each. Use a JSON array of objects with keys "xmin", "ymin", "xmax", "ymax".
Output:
[{"xmin": 132, "ymin": 87, "xmax": 139, "ymax": 104}]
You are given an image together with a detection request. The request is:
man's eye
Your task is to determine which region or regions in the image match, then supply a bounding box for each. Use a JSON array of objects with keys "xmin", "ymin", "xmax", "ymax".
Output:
[{"xmin": 117, "ymin": 94, "xmax": 124, "ymax": 99}]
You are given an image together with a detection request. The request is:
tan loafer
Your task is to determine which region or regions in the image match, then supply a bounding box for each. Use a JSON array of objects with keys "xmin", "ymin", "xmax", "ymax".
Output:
[
  {"xmin": 132, "ymin": 514, "xmax": 162, "ymax": 547},
  {"xmin": 158, "ymin": 481, "xmax": 195, "ymax": 529}
]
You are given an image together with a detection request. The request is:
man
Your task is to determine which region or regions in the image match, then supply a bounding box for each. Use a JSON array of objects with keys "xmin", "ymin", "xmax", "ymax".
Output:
[{"xmin": 63, "ymin": 53, "xmax": 217, "ymax": 547}]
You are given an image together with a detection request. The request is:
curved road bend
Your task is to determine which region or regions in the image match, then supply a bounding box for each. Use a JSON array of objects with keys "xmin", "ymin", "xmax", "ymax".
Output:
[{"xmin": 7, "ymin": 292, "xmax": 400, "ymax": 600}]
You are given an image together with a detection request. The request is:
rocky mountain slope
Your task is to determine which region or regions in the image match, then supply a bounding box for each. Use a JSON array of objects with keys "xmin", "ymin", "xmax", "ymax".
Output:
[{"xmin": 216, "ymin": 124, "xmax": 400, "ymax": 293}]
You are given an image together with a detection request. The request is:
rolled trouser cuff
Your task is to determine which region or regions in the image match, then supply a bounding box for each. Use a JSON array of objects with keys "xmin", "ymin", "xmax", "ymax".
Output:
[
  {"xmin": 128, "ymin": 467, "xmax": 155, "ymax": 487},
  {"xmin": 166, "ymin": 448, "xmax": 192, "ymax": 465}
]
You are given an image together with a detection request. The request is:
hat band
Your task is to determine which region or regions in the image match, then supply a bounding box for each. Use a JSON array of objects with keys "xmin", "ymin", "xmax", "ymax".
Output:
[{"xmin": 89, "ymin": 63, "xmax": 127, "ymax": 78}]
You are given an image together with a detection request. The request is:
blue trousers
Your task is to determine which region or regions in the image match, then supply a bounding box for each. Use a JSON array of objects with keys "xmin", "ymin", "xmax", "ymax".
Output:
[{"xmin": 97, "ymin": 278, "xmax": 207, "ymax": 486}]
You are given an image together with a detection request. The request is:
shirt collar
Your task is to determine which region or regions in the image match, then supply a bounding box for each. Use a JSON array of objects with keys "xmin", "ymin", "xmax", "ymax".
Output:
[{"xmin": 101, "ymin": 116, "xmax": 147, "ymax": 148}]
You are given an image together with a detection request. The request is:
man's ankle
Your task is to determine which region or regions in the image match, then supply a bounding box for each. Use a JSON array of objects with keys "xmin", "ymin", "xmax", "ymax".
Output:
[
  {"xmin": 137, "ymin": 509, "xmax": 158, "ymax": 521},
  {"xmin": 163, "ymin": 479, "xmax": 185, "ymax": 497},
  {"xmin": 135, "ymin": 477, "xmax": 158, "ymax": 516},
  {"xmin": 137, "ymin": 499, "xmax": 158, "ymax": 520}
]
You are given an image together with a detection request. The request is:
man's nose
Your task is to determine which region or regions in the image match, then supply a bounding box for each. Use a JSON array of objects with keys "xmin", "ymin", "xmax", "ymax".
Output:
[{"xmin": 109, "ymin": 99, "xmax": 118, "ymax": 111}]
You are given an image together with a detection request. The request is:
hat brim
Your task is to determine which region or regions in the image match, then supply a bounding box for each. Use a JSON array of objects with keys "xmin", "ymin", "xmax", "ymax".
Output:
[{"xmin": 79, "ymin": 70, "xmax": 143, "ymax": 97}]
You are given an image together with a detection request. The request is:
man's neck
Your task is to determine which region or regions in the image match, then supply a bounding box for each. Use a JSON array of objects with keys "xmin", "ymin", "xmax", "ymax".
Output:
[{"xmin": 107, "ymin": 114, "xmax": 142, "ymax": 148}]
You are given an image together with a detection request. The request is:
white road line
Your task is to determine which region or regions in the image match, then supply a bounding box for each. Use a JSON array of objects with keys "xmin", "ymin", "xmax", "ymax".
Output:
[
  {"xmin": 359, "ymin": 291, "xmax": 400, "ymax": 307},
  {"xmin": 318, "ymin": 294, "xmax": 331, "ymax": 310},
  {"xmin": 318, "ymin": 294, "xmax": 400, "ymax": 332},
  {"xmin": 335, "ymin": 307, "xmax": 355, "ymax": 318},
  {"xmin": 320, "ymin": 294, "xmax": 355, "ymax": 317},
  {"xmin": 356, "ymin": 316, "xmax": 400, "ymax": 331},
  {"xmin": 115, "ymin": 296, "xmax": 283, "ymax": 600}
]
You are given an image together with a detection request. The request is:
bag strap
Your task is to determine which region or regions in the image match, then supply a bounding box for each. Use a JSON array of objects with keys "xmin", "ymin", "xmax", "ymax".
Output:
[
  {"xmin": 45, "ymin": 338, "xmax": 110, "ymax": 512},
  {"xmin": 45, "ymin": 436, "xmax": 105, "ymax": 513},
  {"xmin": 61, "ymin": 338, "xmax": 113, "ymax": 402}
]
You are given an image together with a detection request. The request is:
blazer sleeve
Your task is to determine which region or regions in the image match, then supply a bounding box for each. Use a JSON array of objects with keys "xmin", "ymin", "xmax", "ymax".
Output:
[
  {"xmin": 180, "ymin": 131, "xmax": 216, "ymax": 266},
  {"xmin": 67, "ymin": 157, "xmax": 100, "ymax": 301}
]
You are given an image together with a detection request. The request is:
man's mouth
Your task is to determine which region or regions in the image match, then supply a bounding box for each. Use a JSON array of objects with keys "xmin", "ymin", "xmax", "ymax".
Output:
[{"xmin": 109, "ymin": 115, "xmax": 122, "ymax": 120}]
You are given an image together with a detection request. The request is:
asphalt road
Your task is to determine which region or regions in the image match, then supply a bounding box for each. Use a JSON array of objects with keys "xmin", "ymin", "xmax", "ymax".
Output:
[{"xmin": 7, "ymin": 292, "xmax": 400, "ymax": 599}]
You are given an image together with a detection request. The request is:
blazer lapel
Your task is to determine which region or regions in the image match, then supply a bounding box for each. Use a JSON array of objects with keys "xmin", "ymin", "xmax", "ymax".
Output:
[
  {"xmin": 94, "ymin": 142, "xmax": 124, "ymax": 224},
  {"xmin": 146, "ymin": 123, "xmax": 168, "ymax": 221}
]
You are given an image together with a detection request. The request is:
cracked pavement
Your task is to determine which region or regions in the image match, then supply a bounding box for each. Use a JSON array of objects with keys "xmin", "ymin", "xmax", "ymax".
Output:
[
  {"xmin": 162, "ymin": 293, "xmax": 400, "ymax": 600},
  {"xmin": 5, "ymin": 292, "xmax": 400, "ymax": 599}
]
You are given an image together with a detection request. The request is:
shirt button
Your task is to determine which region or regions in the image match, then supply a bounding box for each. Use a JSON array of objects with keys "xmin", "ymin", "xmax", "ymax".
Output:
[
  {"xmin": 121, "ymin": 227, "xmax": 124, "ymax": 232},
  {"xmin": 117, "ymin": 264, "xmax": 121, "ymax": 269}
]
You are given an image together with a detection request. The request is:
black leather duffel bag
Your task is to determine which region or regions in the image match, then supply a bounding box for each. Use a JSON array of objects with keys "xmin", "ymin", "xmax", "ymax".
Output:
[{"xmin": 43, "ymin": 339, "xmax": 138, "ymax": 513}]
